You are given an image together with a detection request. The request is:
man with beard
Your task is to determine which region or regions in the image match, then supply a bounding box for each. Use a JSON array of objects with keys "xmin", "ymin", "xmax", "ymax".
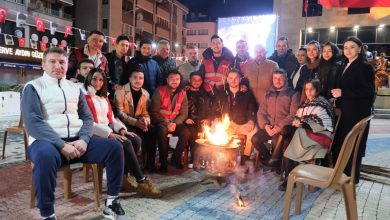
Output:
[
  {"xmin": 214, "ymin": 69, "xmax": 257, "ymax": 164},
  {"xmin": 150, "ymin": 70, "xmax": 190, "ymax": 173},
  {"xmin": 126, "ymin": 39, "xmax": 161, "ymax": 95},
  {"xmin": 252, "ymin": 69, "xmax": 299, "ymax": 168},
  {"xmin": 199, "ymin": 35, "xmax": 234, "ymax": 96},
  {"xmin": 233, "ymin": 40, "xmax": 251, "ymax": 75},
  {"xmin": 268, "ymin": 36, "xmax": 297, "ymax": 78},
  {"xmin": 178, "ymin": 45, "xmax": 201, "ymax": 84}
]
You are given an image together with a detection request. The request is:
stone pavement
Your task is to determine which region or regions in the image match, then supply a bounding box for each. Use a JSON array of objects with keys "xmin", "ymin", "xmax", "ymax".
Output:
[{"xmin": 0, "ymin": 116, "xmax": 389, "ymax": 220}]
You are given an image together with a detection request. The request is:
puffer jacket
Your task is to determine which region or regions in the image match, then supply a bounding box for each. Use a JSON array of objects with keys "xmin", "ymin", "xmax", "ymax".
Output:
[{"xmin": 268, "ymin": 49, "xmax": 297, "ymax": 78}]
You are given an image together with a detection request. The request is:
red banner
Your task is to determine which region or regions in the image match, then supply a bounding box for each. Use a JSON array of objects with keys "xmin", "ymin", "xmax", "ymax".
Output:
[
  {"xmin": 0, "ymin": 7, "xmax": 7, "ymax": 23},
  {"xmin": 40, "ymin": 42, "xmax": 47, "ymax": 51},
  {"xmin": 304, "ymin": 0, "xmax": 309, "ymax": 13},
  {"xmin": 111, "ymin": 37, "xmax": 116, "ymax": 46},
  {"xmin": 319, "ymin": 0, "xmax": 390, "ymax": 8},
  {"xmin": 35, "ymin": 17, "xmax": 45, "ymax": 32},
  {"xmin": 64, "ymin": 26, "xmax": 72, "ymax": 38},
  {"xmin": 18, "ymin": 37, "xmax": 25, "ymax": 48}
]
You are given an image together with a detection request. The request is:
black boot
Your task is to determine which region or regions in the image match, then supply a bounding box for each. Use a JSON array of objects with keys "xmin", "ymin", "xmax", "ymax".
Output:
[
  {"xmin": 266, "ymin": 137, "xmax": 284, "ymax": 168},
  {"xmin": 279, "ymin": 158, "xmax": 296, "ymax": 191}
]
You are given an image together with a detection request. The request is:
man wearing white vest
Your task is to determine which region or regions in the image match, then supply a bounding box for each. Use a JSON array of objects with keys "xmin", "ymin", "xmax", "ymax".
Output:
[{"xmin": 21, "ymin": 48, "xmax": 128, "ymax": 220}]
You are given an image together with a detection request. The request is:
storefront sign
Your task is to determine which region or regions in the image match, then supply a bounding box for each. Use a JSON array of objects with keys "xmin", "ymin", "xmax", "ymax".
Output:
[{"xmin": 0, "ymin": 46, "xmax": 43, "ymax": 61}]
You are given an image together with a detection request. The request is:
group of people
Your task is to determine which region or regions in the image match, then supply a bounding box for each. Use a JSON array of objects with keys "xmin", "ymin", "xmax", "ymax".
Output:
[{"xmin": 22, "ymin": 29, "xmax": 375, "ymax": 220}]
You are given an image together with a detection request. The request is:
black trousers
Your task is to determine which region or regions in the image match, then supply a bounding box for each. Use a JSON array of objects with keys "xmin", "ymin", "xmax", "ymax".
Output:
[{"xmin": 156, "ymin": 124, "xmax": 190, "ymax": 167}]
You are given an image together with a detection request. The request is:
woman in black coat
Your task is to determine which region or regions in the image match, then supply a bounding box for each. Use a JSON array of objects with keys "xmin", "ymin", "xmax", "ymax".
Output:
[{"xmin": 331, "ymin": 36, "xmax": 375, "ymax": 183}]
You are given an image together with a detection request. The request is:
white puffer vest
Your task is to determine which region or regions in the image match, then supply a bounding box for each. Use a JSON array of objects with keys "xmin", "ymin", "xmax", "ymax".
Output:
[{"xmin": 26, "ymin": 72, "xmax": 83, "ymax": 143}]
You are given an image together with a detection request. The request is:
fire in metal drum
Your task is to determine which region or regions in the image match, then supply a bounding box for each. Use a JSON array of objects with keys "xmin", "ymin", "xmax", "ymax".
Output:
[{"xmin": 194, "ymin": 139, "xmax": 239, "ymax": 176}]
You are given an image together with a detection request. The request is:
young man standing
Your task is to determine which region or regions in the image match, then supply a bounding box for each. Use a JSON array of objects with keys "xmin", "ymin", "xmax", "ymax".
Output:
[{"xmin": 67, "ymin": 30, "xmax": 108, "ymax": 81}]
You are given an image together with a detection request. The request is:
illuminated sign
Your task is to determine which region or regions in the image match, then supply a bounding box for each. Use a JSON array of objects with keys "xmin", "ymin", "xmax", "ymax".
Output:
[{"xmin": 0, "ymin": 46, "xmax": 43, "ymax": 60}]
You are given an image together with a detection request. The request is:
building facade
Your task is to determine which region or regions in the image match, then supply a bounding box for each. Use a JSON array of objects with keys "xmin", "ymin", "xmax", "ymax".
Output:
[
  {"xmin": 185, "ymin": 21, "xmax": 217, "ymax": 56},
  {"xmin": 273, "ymin": 0, "xmax": 390, "ymax": 54},
  {"xmin": 75, "ymin": 0, "xmax": 188, "ymax": 56},
  {"xmin": 0, "ymin": 0, "xmax": 74, "ymax": 85}
]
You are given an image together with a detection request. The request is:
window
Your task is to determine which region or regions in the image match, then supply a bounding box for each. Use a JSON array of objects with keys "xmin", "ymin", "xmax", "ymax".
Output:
[
  {"xmin": 122, "ymin": 0, "xmax": 133, "ymax": 11},
  {"xmin": 102, "ymin": 0, "xmax": 109, "ymax": 4},
  {"xmin": 348, "ymin": 8, "xmax": 370, "ymax": 14},
  {"xmin": 186, "ymin": 29, "xmax": 197, "ymax": 36},
  {"xmin": 198, "ymin": 43, "xmax": 208, "ymax": 48},
  {"xmin": 302, "ymin": 0, "xmax": 322, "ymax": 17},
  {"xmin": 157, "ymin": 17, "xmax": 169, "ymax": 30},
  {"xmin": 198, "ymin": 29, "xmax": 208, "ymax": 35},
  {"xmin": 102, "ymin": 19, "xmax": 108, "ymax": 29}
]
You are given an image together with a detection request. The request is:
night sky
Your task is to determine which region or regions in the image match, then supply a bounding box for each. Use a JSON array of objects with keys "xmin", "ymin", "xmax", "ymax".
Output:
[{"xmin": 178, "ymin": 0, "xmax": 274, "ymax": 20}]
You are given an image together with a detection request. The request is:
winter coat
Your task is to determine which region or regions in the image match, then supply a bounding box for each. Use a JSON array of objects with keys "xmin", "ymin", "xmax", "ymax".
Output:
[
  {"xmin": 126, "ymin": 51, "xmax": 161, "ymax": 95},
  {"xmin": 114, "ymin": 83, "xmax": 150, "ymax": 127},
  {"xmin": 257, "ymin": 86, "xmax": 300, "ymax": 130},
  {"xmin": 214, "ymin": 87, "xmax": 257, "ymax": 125},
  {"xmin": 187, "ymin": 88, "xmax": 212, "ymax": 124},
  {"xmin": 268, "ymin": 49, "xmax": 297, "ymax": 78},
  {"xmin": 153, "ymin": 55, "xmax": 177, "ymax": 85},
  {"xmin": 245, "ymin": 58, "xmax": 278, "ymax": 105}
]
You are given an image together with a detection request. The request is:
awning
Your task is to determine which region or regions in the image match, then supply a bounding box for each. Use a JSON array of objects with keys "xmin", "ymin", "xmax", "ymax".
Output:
[{"xmin": 0, "ymin": 61, "xmax": 42, "ymax": 70}]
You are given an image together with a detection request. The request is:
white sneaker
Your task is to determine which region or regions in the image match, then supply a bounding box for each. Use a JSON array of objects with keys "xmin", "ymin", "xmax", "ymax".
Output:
[
  {"xmin": 188, "ymin": 163, "xmax": 193, "ymax": 169},
  {"xmin": 102, "ymin": 198, "xmax": 129, "ymax": 220}
]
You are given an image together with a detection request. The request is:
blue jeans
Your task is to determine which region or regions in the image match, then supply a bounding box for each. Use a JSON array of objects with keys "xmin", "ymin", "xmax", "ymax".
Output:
[{"xmin": 28, "ymin": 136, "xmax": 124, "ymax": 217}]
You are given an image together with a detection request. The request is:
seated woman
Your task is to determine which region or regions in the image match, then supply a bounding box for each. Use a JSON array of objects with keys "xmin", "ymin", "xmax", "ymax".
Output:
[
  {"xmin": 83, "ymin": 68, "xmax": 161, "ymax": 198},
  {"xmin": 280, "ymin": 78, "xmax": 335, "ymax": 191}
]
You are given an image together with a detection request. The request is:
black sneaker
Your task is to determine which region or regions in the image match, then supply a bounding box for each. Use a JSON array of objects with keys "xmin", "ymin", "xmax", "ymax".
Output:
[{"xmin": 102, "ymin": 198, "xmax": 129, "ymax": 220}]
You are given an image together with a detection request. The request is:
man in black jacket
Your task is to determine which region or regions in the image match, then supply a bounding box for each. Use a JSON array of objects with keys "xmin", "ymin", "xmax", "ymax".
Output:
[
  {"xmin": 214, "ymin": 69, "xmax": 257, "ymax": 164},
  {"xmin": 106, "ymin": 35, "xmax": 130, "ymax": 105},
  {"xmin": 268, "ymin": 36, "xmax": 298, "ymax": 79},
  {"xmin": 184, "ymin": 71, "xmax": 212, "ymax": 168}
]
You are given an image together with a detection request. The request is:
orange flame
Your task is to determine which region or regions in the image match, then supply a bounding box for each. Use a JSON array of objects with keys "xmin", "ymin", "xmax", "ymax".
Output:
[
  {"xmin": 237, "ymin": 195, "xmax": 245, "ymax": 207},
  {"xmin": 203, "ymin": 114, "xmax": 231, "ymax": 146}
]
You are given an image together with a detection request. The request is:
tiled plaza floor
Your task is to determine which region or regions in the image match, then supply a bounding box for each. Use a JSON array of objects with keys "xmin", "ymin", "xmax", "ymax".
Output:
[{"xmin": 0, "ymin": 116, "xmax": 389, "ymax": 220}]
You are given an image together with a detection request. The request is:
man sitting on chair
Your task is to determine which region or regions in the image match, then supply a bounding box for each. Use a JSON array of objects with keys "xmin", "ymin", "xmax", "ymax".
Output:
[
  {"xmin": 21, "ymin": 47, "xmax": 128, "ymax": 220},
  {"xmin": 150, "ymin": 70, "xmax": 190, "ymax": 173},
  {"xmin": 252, "ymin": 68, "xmax": 299, "ymax": 169}
]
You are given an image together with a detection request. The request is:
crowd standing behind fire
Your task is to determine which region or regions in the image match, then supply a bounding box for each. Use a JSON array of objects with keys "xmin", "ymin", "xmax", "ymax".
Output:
[{"xmin": 23, "ymin": 28, "xmax": 374, "ymax": 219}]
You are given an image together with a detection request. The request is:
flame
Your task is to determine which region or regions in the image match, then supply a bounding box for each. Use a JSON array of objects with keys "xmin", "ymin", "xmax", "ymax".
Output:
[
  {"xmin": 237, "ymin": 195, "xmax": 245, "ymax": 207},
  {"xmin": 203, "ymin": 114, "xmax": 231, "ymax": 145}
]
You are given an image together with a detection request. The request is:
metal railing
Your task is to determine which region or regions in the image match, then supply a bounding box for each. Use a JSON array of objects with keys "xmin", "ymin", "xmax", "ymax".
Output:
[{"xmin": 28, "ymin": 2, "xmax": 72, "ymax": 20}]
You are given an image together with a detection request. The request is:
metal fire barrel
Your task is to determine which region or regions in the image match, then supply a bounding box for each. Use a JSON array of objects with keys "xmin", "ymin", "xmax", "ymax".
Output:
[{"xmin": 194, "ymin": 139, "xmax": 239, "ymax": 176}]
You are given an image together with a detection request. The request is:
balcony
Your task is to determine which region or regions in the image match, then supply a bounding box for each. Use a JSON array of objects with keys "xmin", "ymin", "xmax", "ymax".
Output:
[{"xmin": 28, "ymin": 2, "xmax": 72, "ymax": 20}]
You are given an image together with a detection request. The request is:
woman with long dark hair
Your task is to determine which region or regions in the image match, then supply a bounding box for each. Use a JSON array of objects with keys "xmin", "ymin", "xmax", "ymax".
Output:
[
  {"xmin": 295, "ymin": 40, "xmax": 321, "ymax": 92},
  {"xmin": 83, "ymin": 68, "xmax": 162, "ymax": 198},
  {"xmin": 279, "ymin": 79, "xmax": 335, "ymax": 191},
  {"xmin": 331, "ymin": 36, "xmax": 375, "ymax": 183},
  {"xmin": 318, "ymin": 42, "xmax": 341, "ymax": 99}
]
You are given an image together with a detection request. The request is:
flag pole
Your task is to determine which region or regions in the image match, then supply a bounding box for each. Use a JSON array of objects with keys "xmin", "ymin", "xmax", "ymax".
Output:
[{"xmin": 304, "ymin": 0, "xmax": 308, "ymax": 45}]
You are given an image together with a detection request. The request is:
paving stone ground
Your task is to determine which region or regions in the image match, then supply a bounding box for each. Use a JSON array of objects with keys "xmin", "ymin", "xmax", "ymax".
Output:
[{"xmin": 0, "ymin": 116, "xmax": 389, "ymax": 220}]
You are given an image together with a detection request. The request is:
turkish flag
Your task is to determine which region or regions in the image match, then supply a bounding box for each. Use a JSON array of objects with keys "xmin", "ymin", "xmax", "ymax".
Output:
[
  {"xmin": 64, "ymin": 25, "xmax": 72, "ymax": 38},
  {"xmin": 35, "ymin": 17, "xmax": 45, "ymax": 32},
  {"xmin": 0, "ymin": 7, "xmax": 7, "ymax": 23},
  {"xmin": 40, "ymin": 41, "xmax": 47, "ymax": 51},
  {"xmin": 319, "ymin": 0, "xmax": 390, "ymax": 8},
  {"xmin": 304, "ymin": 0, "xmax": 309, "ymax": 13},
  {"xmin": 18, "ymin": 37, "xmax": 25, "ymax": 48}
]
